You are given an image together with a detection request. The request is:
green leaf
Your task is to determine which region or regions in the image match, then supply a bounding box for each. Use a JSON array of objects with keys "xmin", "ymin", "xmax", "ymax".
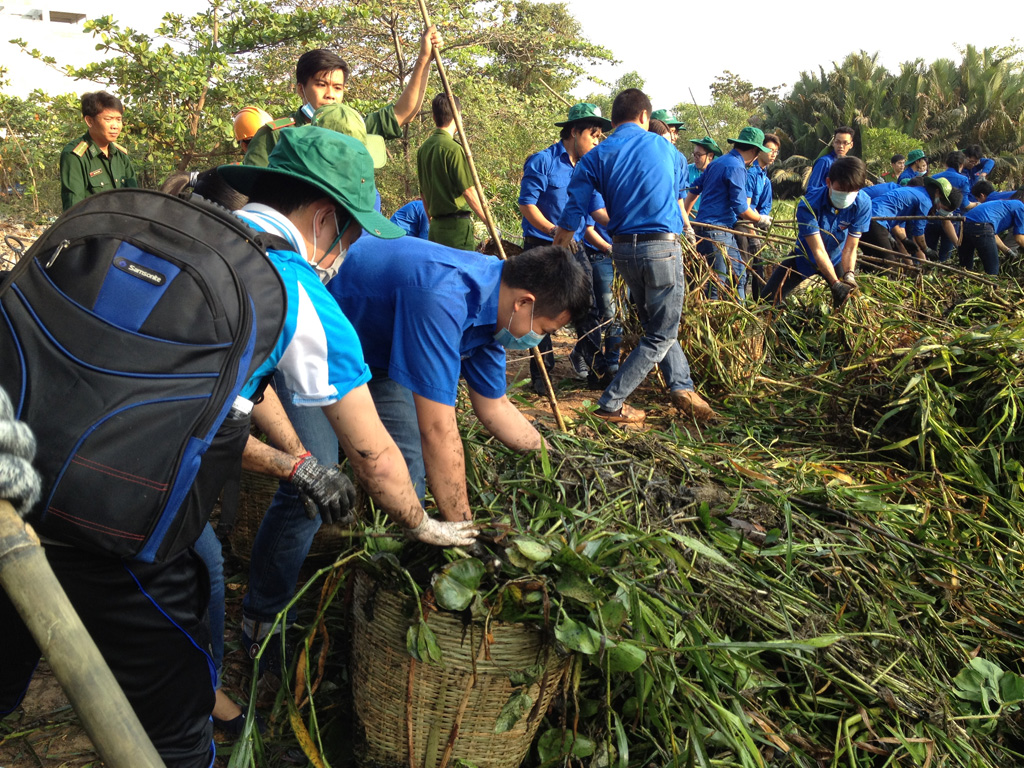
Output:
[
  {"xmin": 1001, "ymin": 672, "xmax": 1024, "ymax": 704},
  {"xmin": 607, "ymin": 641, "xmax": 647, "ymax": 673},
  {"xmin": 668, "ymin": 532, "xmax": 734, "ymax": 568},
  {"xmin": 555, "ymin": 570, "xmax": 603, "ymax": 603},
  {"xmin": 536, "ymin": 729, "xmax": 597, "ymax": 762},
  {"xmin": 555, "ymin": 617, "xmax": 604, "ymax": 654},
  {"xmin": 494, "ymin": 690, "xmax": 533, "ymax": 733},
  {"xmin": 600, "ymin": 600, "xmax": 629, "ymax": 630},
  {"xmin": 514, "ymin": 537, "xmax": 553, "ymax": 562},
  {"xmin": 432, "ymin": 558, "xmax": 485, "ymax": 611}
]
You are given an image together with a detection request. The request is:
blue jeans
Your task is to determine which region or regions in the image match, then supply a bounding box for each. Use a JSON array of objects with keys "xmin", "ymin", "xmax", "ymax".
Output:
[
  {"xmin": 959, "ymin": 221, "xmax": 999, "ymax": 275},
  {"xmin": 698, "ymin": 229, "xmax": 745, "ymax": 300},
  {"xmin": 598, "ymin": 240, "xmax": 693, "ymax": 412},
  {"xmin": 925, "ymin": 220, "xmax": 960, "ymax": 263},
  {"xmin": 574, "ymin": 248, "xmax": 622, "ymax": 373},
  {"xmin": 242, "ymin": 375, "xmax": 339, "ymax": 633},
  {"xmin": 367, "ymin": 368, "xmax": 427, "ymax": 501},
  {"xmin": 194, "ymin": 522, "xmax": 225, "ymax": 686}
]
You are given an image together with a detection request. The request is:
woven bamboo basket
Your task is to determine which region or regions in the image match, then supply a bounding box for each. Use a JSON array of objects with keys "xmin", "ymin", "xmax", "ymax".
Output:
[
  {"xmin": 229, "ymin": 469, "xmax": 353, "ymax": 563},
  {"xmin": 350, "ymin": 570, "xmax": 569, "ymax": 768}
]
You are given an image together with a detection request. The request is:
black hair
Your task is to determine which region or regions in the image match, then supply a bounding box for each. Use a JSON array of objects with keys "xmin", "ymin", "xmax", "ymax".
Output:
[
  {"xmin": 834, "ymin": 126, "xmax": 854, "ymax": 138},
  {"xmin": 1013, "ymin": 189, "xmax": 1024, "ymax": 202},
  {"xmin": 431, "ymin": 92, "xmax": 461, "ymax": 127},
  {"xmin": 827, "ymin": 156, "xmax": 867, "ymax": 189},
  {"xmin": 971, "ymin": 180, "xmax": 995, "ymax": 199},
  {"xmin": 963, "ymin": 144, "xmax": 984, "ymax": 160},
  {"xmin": 611, "ymin": 88, "xmax": 652, "ymax": 125},
  {"xmin": 648, "ymin": 119, "xmax": 669, "ymax": 136},
  {"xmin": 559, "ymin": 118, "xmax": 606, "ymax": 141},
  {"xmin": 945, "ymin": 188, "xmax": 964, "ymax": 210},
  {"xmin": 81, "ymin": 91, "xmax": 123, "ymax": 118},
  {"xmin": 295, "ymin": 49, "xmax": 350, "ymax": 87},
  {"xmin": 502, "ymin": 246, "xmax": 592, "ymax": 326},
  {"xmin": 891, "ymin": 153, "xmax": 905, "ymax": 163},
  {"xmin": 946, "ymin": 150, "xmax": 966, "ymax": 169},
  {"xmin": 763, "ymin": 133, "xmax": 780, "ymax": 147},
  {"xmin": 247, "ymin": 174, "xmax": 330, "ymax": 216}
]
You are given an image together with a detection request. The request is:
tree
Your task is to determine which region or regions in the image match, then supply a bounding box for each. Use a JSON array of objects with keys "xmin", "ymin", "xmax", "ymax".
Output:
[{"xmin": 710, "ymin": 70, "xmax": 784, "ymax": 113}]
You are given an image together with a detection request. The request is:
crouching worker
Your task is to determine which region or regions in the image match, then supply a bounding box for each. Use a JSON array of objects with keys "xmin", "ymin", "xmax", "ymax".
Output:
[
  {"xmin": 330, "ymin": 242, "xmax": 591, "ymax": 522},
  {"xmin": 762, "ymin": 156, "xmax": 871, "ymax": 307},
  {"xmin": 959, "ymin": 194, "xmax": 1024, "ymax": 275}
]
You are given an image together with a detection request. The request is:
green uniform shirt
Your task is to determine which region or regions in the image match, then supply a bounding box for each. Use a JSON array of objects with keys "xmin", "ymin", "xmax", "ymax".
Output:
[
  {"xmin": 59, "ymin": 133, "xmax": 138, "ymax": 211},
  {"xmin": 242, "ymin": 103, "xmax": 402, "ymax": 167},
  {"xmin": 417, "ymin": 128, "xmax": 474, "ymax": 218}
]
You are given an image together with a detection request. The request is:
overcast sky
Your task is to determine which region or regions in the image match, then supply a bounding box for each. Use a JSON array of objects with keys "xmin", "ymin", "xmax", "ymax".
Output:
[{"xmin": 2, "ymin": 0, "xmax": 1019, "ymax": 105}]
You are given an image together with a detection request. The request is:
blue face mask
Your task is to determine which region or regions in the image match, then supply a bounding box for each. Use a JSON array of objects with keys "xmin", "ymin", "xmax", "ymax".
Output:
[
  {"xmin": 494, "ymin": 303, "xmax": 544, "ymax": 350},
  {"xmin": 300, "ymin": 102, "xmax": 316, "ymax": 120}
]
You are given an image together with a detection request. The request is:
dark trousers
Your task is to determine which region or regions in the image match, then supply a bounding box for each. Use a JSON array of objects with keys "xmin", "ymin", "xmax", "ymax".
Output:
[
  {"xmin": 523, "ymin": 237, "xmax": 595, "ymax": 383},
  {"xmin": 761, "ymin": 253, "xmax": 809, "ymax": 305},
  {"xmin": 734, "ymin": 223, "xmax": 765, "ymax": 301},
  {"xmin": 859, "ymin": 220, "xmax": 899, "ymax": 266},
  {"xmin": 925, "ymin": 219, "xmax": 960, "ymax": 263},
  {"xmin": 0, "ymin": 545, "xmax": 216, "ymax": 768},
  {"xmin": 959, "ymin": 222, "xmax": 999, "ymax": 275}
]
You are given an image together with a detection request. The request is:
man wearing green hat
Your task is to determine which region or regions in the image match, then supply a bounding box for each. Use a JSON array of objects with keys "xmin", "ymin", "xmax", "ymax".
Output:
[
  {"xmin": 418, "ymin": 92, "xmax": 487, "ymax": 250},
  {"xmin": 651, "ymin": 108, "xmax": 686, "ymax": 143},
  {"xmin": 219, "ymin": 127, "xmax": 478, "ymax": 674},
  {"xmin": 518, "ymin": 102, "xmax": 611, "ymax": 391},
  {"xmin": 686, "ymin": 136, "xmax": 722, "ymax": 217},
  {"xmin": 860, "ymin": 175, "xmax": 962, "ymax": 265},
  {"xmin": 685, "ymin": 126, "xmax": 773, "ymax": 300},
  {"xmin": 899, "ymin": 149, "xmax": 928, "ymax": 185}
]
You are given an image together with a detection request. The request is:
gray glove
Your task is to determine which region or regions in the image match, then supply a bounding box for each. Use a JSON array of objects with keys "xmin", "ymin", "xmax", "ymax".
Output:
[
  {"xmin": 0, "ymin": 387, "xmax": 41, "ymax": 518},
  {"xmin": 842, "ymin": 270, "xmax": 857, "ymax": 287},
  {"xmin": 407, "ymin": 513, "xmax": 479, "ymax": 547},
  {"xmin": 756, "ymin": 214, "xmax": 772, "ymax": 231},
  {"xmin": 830, "ymin": 280, "xmax": 854, "ymax": 308},
  {"xmin": 290, "ymin": 454, "xmax": 356, "ymax": 526},
  {"xmin": 683, "ymin": 227, "xmax": 697, "ymax": 246}
]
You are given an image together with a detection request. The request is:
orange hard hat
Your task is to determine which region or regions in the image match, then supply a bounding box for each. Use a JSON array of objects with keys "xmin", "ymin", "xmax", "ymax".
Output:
[{"xmin": 233, "ymin": 106, "xmax": 273, "ymax": 143}]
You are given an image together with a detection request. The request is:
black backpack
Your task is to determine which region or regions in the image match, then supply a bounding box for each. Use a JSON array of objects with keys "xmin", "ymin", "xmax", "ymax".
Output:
[{"xmin": 0, "ymin": 189, "xmax": 286, "ymax": 562}]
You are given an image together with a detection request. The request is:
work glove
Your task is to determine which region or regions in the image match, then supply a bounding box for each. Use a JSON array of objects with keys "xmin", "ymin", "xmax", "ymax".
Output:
[
  {"xmin": 842, "ymin": 270, "xmax": 857, "ymax": 287},
  {"xmin": 923, "ymin": 247, "xmax": 939, "ymax": 261},
  {"xmin": 0, "ymin": 387, "xmax": 40, "ymax": 518},
  {"xmin": 290, "ymin": 454, "xmax": 357, "ymax": 526},
  {"xmin": 683, "ymin": 226, "xmax": 697, "ymax": 246},
  {"xmin": 830, "ymin": 280, "xmax": 854, "ymax": 309},
  {"xmin": 407, "ymin": 513, "xmax": 479, "ymax": 547},
  {"xmin": 756, "ymin": 214, "xmax": 772, "ymax": 231}
]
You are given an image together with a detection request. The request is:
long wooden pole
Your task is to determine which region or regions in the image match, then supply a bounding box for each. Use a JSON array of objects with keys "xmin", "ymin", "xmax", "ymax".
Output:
[
  {"xmin": 688, "ymin": 88, "xmax": 714, "ymax": 139},
  {"xmin": 0, "ymin": 501, "xmax": 166, "ymax": 768},
  {"xmin": 414, "ymin": 6, "xmax": 566, "ymax": 431}
]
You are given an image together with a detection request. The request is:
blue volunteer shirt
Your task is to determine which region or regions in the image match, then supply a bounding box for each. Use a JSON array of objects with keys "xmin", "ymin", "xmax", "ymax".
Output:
[
  {"xmin": 235, "ymin": 204, "xmax": 370, "ymax": 406},
  {"xmin": 792, "ymin": 186, "xmax": 872, "ymax": 276},
  {"xmin": 557, "ymin": 122, "xmax": 686, "ymax": 236},
  {"xmin": 746, "ymin": 162, "xmax": 772, "ymax": 217},
  {"xmin": 330, "ymin": 236, "xmax": 508, "ymax": 407},
  {"xmin": 988, "ymin": 190, "xmax": 1017, "ymax": 201},
  {"xmin": 931, "ymin": 169, "xmax": 971, "ymax": 212},
  {"xmin": 806, "ymin": 150, "xmax": 836, "ymax": 190},
  {"xmin": 519, "ymin": 141, "xmax": 589, "ymax": 240},
  {"xmin": 965, "ymin": 200, "xmax": 1024, "ymax": 235},
  {"xmin": 870, "ymin": 186, "xmax": 933, "ymax": 237},
  {"xmin": 966, "ymin": 157, "xmax": 995, "ymax": 188},
  {"xmin": 898, "ymin": 167, "xmax": 920, "ymax": 186},
  {"xmin": 686, "ymin": 164, "xmax": 704, "ymax": 215},
  {"xmin": 390, "ymin": 200, "xmax": 430, "ymax": 239},
  {"xmin": 863, "ymin": 182, "xmax": 899, "ymax": 201},
  {"xmin": 693, "ymin": 148, "xmax": 749, "ymax": 227}
]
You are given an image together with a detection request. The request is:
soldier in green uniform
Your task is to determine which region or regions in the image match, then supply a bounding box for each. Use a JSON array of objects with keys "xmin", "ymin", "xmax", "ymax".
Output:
[
  {"xmin": 243, "ymin": 26, "xmax": 441, "ymax": 168},
  {"xmin": 417, "ymin": 93, "xmax": 485, "ymax": 250},
  {"xmin": 59, "ymin": 91, "xmax": 137, "ymax": 211}
]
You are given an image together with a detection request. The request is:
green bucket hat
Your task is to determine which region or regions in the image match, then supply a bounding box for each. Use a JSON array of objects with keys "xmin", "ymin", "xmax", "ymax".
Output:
[
  {"xmin": 554, "ymin": 103, "xmax": 612, "ymax": 131},
  {"xmin": 310, "ymin": 104, "xmax": 387, "ymax": 169},
  {"xmin": 651, "ymin": 109, "xmax": 686, "ymax": 130},
  {"xmin": 690, "ymin": 136, "xmax": 723, "ymax": 156},
  {"xmin": 219, "ymin": 126, "xmax": 404, "ymax": 239},
  {"xmin": 924, "ymin": 175, "xmax": 956, "ymax": 206},
  {"xmin": 727, "ymin": 126, "xmax": 769, "ymax": 153},
  {"xmin": 906, "ymin": 148, "xmax": 927, "ymax": 165}
]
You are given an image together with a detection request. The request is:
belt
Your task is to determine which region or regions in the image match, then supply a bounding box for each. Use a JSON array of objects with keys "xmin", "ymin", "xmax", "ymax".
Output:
[
  {"xmin": 435, "ymin": 211, "xmax": 472, "ymax": 219},
  {"xmin": 611, "ymin": 233, "xmax": 678, "ymax": 244}
]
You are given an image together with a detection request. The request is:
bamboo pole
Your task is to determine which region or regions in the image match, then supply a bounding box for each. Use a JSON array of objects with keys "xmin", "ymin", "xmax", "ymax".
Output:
[
  {"xmin": 687, "ymin": 88, "xmax": 714, "ymax": 139},
  {"xmin": 873, "ymin": 215, "xmax": 966, "ymax": 222},
  {"xmin": 0, "ymin": 500, "xmax": 166, "ymax": 768},
  {"xmin": 537, "ymin": 77, "xmax": 572, "ymax": 108},
  {"xmin": 412, "ymin": 4, "xmax": 566, "ymax": 431}
]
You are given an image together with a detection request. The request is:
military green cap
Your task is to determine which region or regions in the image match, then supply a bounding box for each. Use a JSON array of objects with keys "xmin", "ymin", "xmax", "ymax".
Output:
[
  {"xmin": 219, "ymin": 126, "xmax": 404, "ymax": 239},
  {"xmin": 651, "ymin": 109, "xmax": 686, "ymax": 129},
  {"xmin": 554, "ymin": 103, "xmax": 612, "ymax": 131},
  {"xmin": 906, "ymin": 148, "xmax": 926, "ymax": 164},
  {"xmin": 727, "ymin": 126, "xmax": 769, "ymax": 153},
  {"xmin": 310, "ymin": 104, "xmax": 387, "ymax": 169},
  {"xmin": 690, "ymin": 136, "xmax": 722, "ymax": 156}
]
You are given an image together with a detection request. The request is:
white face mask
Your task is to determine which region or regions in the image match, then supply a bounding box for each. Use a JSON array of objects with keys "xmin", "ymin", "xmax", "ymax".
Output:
[
  {"xmin": 830, "ymin": 189, "xmax": 858, "ymax": 209},
  {"xmin": 311, "ymin": 208, "xmax": 349, "ymax": 283},
  {"xmin": 315, "ymin": 245, "xmax": 347, "ymax": 284}
]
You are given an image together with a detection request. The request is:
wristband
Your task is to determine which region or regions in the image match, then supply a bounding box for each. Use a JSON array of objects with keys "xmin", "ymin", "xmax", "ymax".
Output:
[{"xmin": 289, "ymin": 451, "xmax": 312, "ymax": 481}]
